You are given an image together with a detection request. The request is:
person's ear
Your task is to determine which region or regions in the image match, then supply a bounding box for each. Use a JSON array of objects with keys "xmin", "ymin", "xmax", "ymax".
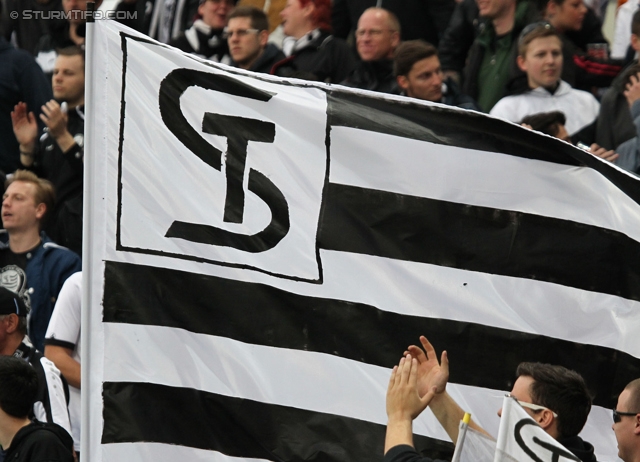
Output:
[
  {"xmin": 397, "ymin": 75, "xmax": 409, "ymax": 91},
  {"xmin": 517, "ymin": 54, "xmax": 527, "ymax": 72},
  {"xmin": 35, "ymin": 203, "xmax": 46, "ymax": 221},
  {"xmin": 259, "ymin": 29, "xmax": 269, "ymax": 47}
]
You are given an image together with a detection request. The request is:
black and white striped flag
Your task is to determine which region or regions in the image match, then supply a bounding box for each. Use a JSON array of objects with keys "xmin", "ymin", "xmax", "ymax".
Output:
[{"xmin": 83, "ymin": 20, "xmax": 640, "ymax": 462}]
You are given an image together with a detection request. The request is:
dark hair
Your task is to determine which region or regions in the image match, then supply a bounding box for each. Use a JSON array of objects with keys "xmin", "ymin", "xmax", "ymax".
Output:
[
  {"xmin": 227, "ymin": 6, "xmax": 269, "ymax": 31},
  {"xmin": 516, "ymin": 362, "xmax": 592, "ymax": 438},
  {"xmin": 0, "ymin": 356, "xmax": 38, "ymax": 418},
  {"xmin": 56, "ymin": 45, "xmax": 86, "ymax": 64},
  {"xmin": 299, "ymin": 0, "xmax": 331, "ymax": 31},
  {"xmin": 520, "ymin": 111, "xmax": 567, "ymax": 137},
  {"xmin": 624, "ymin": 378, "xmax": 640, "ymax": 412},
  {"xmin": 518, "ymin": 22, "xmax": 560, "ymax": 57},
  {"xmin": 5, "ymin": 170, "xmax": 56, "ymax": 231},
  {"xmin": 394, "ymin": 40, "xmax": 438, "ymax": 77},
  {"xmin": 632, "ymin": 9, "xmax": 640, "ymax": 36}
]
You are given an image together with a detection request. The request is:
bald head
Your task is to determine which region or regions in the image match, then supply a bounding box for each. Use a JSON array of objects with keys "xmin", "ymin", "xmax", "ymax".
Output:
[{"xmin": 355, "ymin": 8, "xmax": 401, "ymax": 61}]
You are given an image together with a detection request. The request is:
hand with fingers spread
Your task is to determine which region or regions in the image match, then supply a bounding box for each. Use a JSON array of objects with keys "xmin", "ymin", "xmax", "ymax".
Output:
[
  {"xmin": 11, "ymin": 102, "xmax": 38, "ymax": 153},
  {"xmin": 405, "ymin": 336, "xmax": 449, "ymax": 398},
  {"xmin": 385, "ymin": 354, "xmax": 437, "ymax": 454}
]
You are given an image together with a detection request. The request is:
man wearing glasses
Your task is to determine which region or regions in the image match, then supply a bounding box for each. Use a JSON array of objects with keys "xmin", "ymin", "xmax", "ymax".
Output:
[
  {"xmin": 393, "ymin": 336, "xmax": 596, "ymax": 462},
  {"xmin": 341, "ymin": 7, "xmax": 401, "ymax": 94},
  {"xmin": 225, "ymin": 6, "xmax": 284, "ymax": 73},
  {"xmin": 612, "ymin": 379, "xmax": 640, "ymax": 462}
]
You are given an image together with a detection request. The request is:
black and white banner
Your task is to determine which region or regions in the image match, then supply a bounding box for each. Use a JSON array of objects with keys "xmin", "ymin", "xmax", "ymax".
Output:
[{"xmin": 84, "ymin": 20, "xmax": 640, "ymax": 462}]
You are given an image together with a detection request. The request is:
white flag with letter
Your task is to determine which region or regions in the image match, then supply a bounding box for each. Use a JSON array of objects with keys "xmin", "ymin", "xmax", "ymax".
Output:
[
  {"xmin": 494, "ymin": 396, "xmax": 581, "ymax": 462},
  {"xmin": 452, "ymin": 413, "xmax": 495, "ymax": 462}
]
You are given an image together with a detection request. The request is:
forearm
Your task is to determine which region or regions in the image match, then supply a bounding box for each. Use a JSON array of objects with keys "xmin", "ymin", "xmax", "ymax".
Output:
[
  {"xmin": 429, "ymin": 392, "xmax": 489, "ymax": 443},
  {"xmin": 44, "ymin": 346, "xmax": 81, "ymax": 388},
  {"xmin": 54, "ymin": 131, "xmax": 77, "ymax": 154},
  {"xmin": 385, "ymin": 416, "xmax": 414, "ymax": 453}
]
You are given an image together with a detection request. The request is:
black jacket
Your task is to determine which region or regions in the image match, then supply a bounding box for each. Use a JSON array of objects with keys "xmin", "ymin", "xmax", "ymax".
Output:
[
  {"xmin": 558, "ymin": 435, "xmax": 597, "ymax": 462},
  {"xmin": 232, "ymin": 43, "xmax": 284, "ymax": 74},
  {"xmin": 28, "ymin": 105, "xmax": 84, "ymax": 256},
  {"xmin": 383, "ymin": 445, "xmax": 448, "ymax": 462},
  {"xmin": 3, "ymin": 422, "xmax": 73, "ymax": 462},
  {"xmin": 341, "ymin": 59, "xmax": 400, "ymax": 94},
  {"xmin": 271, "ymin": 31, "xmax": 356, "ymax": 83},
  {"xmin": 169, "ymin": 20, "xmax": 229, "ymax": 62},
  {"xmin": 595, "ymin": 60, "xmax": 637, "ymax": 150}
]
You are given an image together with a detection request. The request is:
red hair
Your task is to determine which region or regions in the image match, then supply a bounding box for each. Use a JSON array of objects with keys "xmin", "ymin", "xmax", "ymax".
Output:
[{"xmin": 299, "ymin": 0, "xmax": 331, "ymax": 31}]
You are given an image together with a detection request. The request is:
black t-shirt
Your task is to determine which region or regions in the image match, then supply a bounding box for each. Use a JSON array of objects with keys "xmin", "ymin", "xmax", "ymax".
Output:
[{"xmin": 0, "ymin": 242, "xmax": 41, "ymax": 307}]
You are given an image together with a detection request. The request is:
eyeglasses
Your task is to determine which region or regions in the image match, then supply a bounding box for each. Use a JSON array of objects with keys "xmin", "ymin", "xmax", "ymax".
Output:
[
  {"xmin": 613, "ymin": 409, "xmax": 639, "ymax": 423},
  {"xmin": 517, "ymin": 21, "xmax": 554, "ymax": 47},
  {"xmin": 355, "ymin": 28, "xmax": 395, "ymax": 37},
  {"xmin": 506, "ymin": 394, "xmax": 559, "ymax": 418},
  {"xmin": 222, "ymin": 28, "xmax": 260, "ymax": 39}
]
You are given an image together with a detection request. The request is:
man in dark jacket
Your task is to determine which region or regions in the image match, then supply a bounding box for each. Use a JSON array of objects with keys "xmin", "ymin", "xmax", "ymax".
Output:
[
  {"xmin": 394, "ymin": 40, "xmax": 479, "ymax": 109},
  {"xmin": 12, "ymin": 46, "xmax": 85, "ymax": 256},
  {"xmin": 226, "ymin": 6, "xmax": 284, "ymax": 73},
  {"xmin": 341, "ymin": 7, "xmax": 400, "ymax": 94},
  {"xmin": 0, "ymin": 356, "xmax": 73, "ymax": 462}
]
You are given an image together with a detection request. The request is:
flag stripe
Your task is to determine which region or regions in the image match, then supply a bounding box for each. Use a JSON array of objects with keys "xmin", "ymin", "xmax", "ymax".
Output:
[
  {"xmin": 103, "ymin": 260, "xmax": 640, "ymax": 408},
  {"xmin": 319, "ymin": 183, "xmax": 640, "ymax": 301},
  {"xmin": 103, "ymin": 442, "xmax": 271, "ymax": 462},
  {"xmin": 326, "ymin": 91, "xmax": 640, "ymax": 205},
  {"xmin": 329, "ymin": 126, "xmax": 640, "ymax": 243},
  {"xmin": 101, "ymin": 381, "xmax": 455, "ymax": 462}
]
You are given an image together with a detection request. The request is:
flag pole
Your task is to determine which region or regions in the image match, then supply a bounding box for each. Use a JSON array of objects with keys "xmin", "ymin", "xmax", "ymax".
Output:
[
  {"xmin": 451, "ymin": 412, "xmax": 471, "ymax": 462},
  {"xmin": 80, "ymin": 2, "xmax": 96, "ymax": 460}
]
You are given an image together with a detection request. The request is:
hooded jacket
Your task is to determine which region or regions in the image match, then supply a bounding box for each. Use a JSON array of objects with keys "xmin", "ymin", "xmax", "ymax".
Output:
[{"xmin": 3, "ymin": 422, "xmax": 73, "ymax": 462}]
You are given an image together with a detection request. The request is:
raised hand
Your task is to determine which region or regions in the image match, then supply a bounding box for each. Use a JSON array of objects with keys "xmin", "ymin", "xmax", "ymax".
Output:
[
  {"xmin": 11, "ymin": 102, "xmax": 38, "ymax": 149},
  {"xmin": 405, "ymin": 336, "xmax": 449, "ymax": 398},
  {"xmin": 386, "ymin": 354, "xmax": 437, "ymax": 421}
]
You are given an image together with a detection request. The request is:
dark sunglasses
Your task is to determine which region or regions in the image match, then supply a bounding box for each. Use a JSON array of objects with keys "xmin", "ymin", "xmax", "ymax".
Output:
[{"xmin": 613, "ymin": 409, "xmax": 638, "ymax": 423}]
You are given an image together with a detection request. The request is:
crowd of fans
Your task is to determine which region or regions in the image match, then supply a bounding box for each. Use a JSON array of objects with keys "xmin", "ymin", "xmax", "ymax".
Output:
[{"xmin": 0, "ymin": 0, "xmax": 639, "ymax": 459}]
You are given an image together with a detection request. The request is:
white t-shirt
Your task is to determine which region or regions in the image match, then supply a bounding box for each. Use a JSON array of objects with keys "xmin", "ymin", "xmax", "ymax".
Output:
[{"xmin": 44, "ymin": 271, "xmax": 82, "ymax": 452}]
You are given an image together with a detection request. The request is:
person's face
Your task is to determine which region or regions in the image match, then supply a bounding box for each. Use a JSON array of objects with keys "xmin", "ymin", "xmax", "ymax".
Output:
[
  {"xmin": 397, "ymin": 55, "xmax": 444, "ymax": 102},
  {"xmin": 227, "ymin": 17, "xmax": 267, "ymax": 69},
  {"xmin": 199, "ymin": 0, "xmax": 234, "ymax": 30},
  {"xmin": 498, "ymin": 376, "xmax": 538, "ymax": 418},
  {"xmin": 518, "ymin": 35, "xmax": 563, "ymax": 90},
  {"xmin": 281, "ymin": 0, "xmax": 313, "ymax": 39},
  {"xmin": 355, "ymin": 10, "xmax": 400, "ymax": 61},
  {"xmin": 549, "ymin": 0, "xmax": 586, "ymax": 32},
  {"xmin": 476, "ymin": 0, "xmax": 513, "ymax": 19},
  {"xmin": 1, "ymin": 182, "xmax": 45, "ymax": 234},
  {"xmin": 53, "ymin": 54, "xmax": 85, "ymax": 107},
  {"xmin": 612, "ymin": 389, "xmax": 640, "ymax": 462}
]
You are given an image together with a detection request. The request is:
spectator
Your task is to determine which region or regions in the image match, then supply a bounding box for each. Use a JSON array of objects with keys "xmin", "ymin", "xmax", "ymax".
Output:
[
  {"xmin": 226, "ymin": 6, "xmax": 284, "ymax": 72},
  {"xmin": 595, "ymin": 11, "xmax": 640, "ymax": 151},
  {"xmin": 0, "ymin": 170, "xmax": 81, "ymax": 351},
  {"xmin": 407, "ymin": 336, "xmax": 597, "ymax": 462},
  {"xmin": 394, "ymin": 40, "xmax": 478, "ymax": 109},
  {"xmin": 612, "ymin": 378, "xmax": 640, "ymax": 462},
  {"xmin": 169, "ymin": 0, "xmax": 235, "ymax": 62},
  {"xmin": 0, "ymin": 287, "xmax": 71, "ymax": 439},
  {"xmin": 331, "ymin": 0, "xmax": 454, "ymax": 49},
  {"xmin": 0, "ymin": 37, "xmax": 52, "ymax": 175},
  {"xmin": 520, "ymin": 111, "xmax": 619, "ymax": 162},
  {"xmin": 341, "ymin": 7, "xmax": 400, "ymax": 94},
  {"xmin": 0, "ymin": 356, "xmax": 73, "ymax": 462},
  {"xmin": 490, "ymin": 23, "xmax": 599, "ymax": 135},
  {"xmin": 12, "ymin": 46, "xmax": 86, "ymax": 256},
  {"xmin": 461, "ymin": 0, "xmax": 539, "ymax": 112},
  {"xmin": 2, "ymin": 0, "xmax": 65, "ymax": 57},
  {"xmin": 34, "ymin": 0, "xmax": 103, "ymax": 76},
  {"xmin": 611, "ymin": 0, "xmax": 639, "ymax": 61},
  {"xmin": 44, "ymin": 272, "xmax": 82, "ymax": 459},
  {"xmin": 115, "ymin": 0, "xmax": 200, "ymax": 43},
  {"xmin": 611, "ymin": 70, "xmax": 640, "ymax": 174},
  {"xmin": 271, "ymin": 0, "xmax": 355, "ymax": 82}
]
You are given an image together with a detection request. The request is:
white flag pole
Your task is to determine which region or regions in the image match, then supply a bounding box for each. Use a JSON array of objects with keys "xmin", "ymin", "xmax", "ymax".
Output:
[
  {"xmin": 451, "ymin": 412, "xmax": 471, "ymax": 462},
  {"xmin": 80, "ymin": 2, "xmax": 96, "ymax": 459}
]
